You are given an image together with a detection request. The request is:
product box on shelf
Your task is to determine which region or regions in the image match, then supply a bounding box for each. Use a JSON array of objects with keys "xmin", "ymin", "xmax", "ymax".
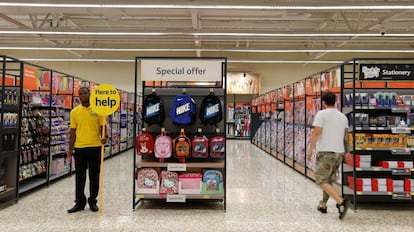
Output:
[
  {"xmin": 404, "ymin": 179, "xmax": 414, "ymax": 192},
  {"xmin": 372, "ymin": 178, "xmax": 388, "ymax": 192},
  {"xmin": 345, "ymin": 153, "xmax": 371, "ymax": 168},
  {"xmin": 347, "ymin": 176, "xmax": 372, "ymax": 191},
  {"xmin": 387, "ymin": 179, "xmax": 405, "ymax": 192},
  {"xmin": 178, "ymin": 173, "xmax": 202, "ymax": 194}
]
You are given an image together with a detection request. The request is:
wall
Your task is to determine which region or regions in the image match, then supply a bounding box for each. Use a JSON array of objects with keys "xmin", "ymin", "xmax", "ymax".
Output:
[{"xmin": 31, "ymin": 60, "xmax": 330, "ymax": 94}]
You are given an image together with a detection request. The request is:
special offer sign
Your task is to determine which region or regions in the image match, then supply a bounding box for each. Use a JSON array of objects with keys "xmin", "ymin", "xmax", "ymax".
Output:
[{"xmin": 140, "ymin": 59, "xmax": 223, "ymax": 82}]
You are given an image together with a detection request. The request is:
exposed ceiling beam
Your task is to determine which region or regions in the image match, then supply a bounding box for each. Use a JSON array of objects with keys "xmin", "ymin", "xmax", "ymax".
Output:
[
  {"xmin": 38, "ymin": 13, "xmax": 50, "ymax": 29},
  {"xmin": 0, "ymin": 13, "xmax": 83, "ymax": 57},
  {"xmin": 191, "ymin": 9, "xmax": 201, "ymax": 56},
  {"xmin": 28, "ymin": 14, "xmax": 37, "ymax": 29},
  {"xmin": 310, "ymin": 10, "xmax": 408, "ymax": 60}
]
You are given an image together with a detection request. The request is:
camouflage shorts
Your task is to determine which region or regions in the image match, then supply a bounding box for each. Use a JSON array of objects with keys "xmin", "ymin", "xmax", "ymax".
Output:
[{"xmin": 314, "ymin": 152, "xmax": 344, "ymax": 185}]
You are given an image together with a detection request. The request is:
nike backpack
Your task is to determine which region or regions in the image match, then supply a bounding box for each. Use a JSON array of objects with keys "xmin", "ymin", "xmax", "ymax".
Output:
[
  {"xmin": 154, "ymin": 128, "xmax": 172, "ymax": 162},
  {"xmin": 173, "ymin": 129, "xmax": 191, "ymax": 163},
  {"xmin": 135, "ymin": 128, "xmax": 154, "ymax": 156},
  {"xmin": 192, "ymin": 128, "xmax": 209, "ymax": 158},
  {"xmin": 170, "ymin": 92, "xmax": 196, "ymax": 125},
  {"xmin": 159, "ymin": 171, "xmax": 178, "ymax": 195},
  {"xmin": 136, "ymin": 168, "xmax": 159, "ymax": 192},
  {"xmin": 199, "ymin": 91, "xmax": 223, "ymax": 125},
  {"xmin": 143, "ymin": 91, "xmax": 165, "ymax": 126}
]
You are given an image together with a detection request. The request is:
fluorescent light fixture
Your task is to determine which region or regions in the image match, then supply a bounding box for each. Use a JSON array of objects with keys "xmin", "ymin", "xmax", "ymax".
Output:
[
  {"xmin": 19, "ymin": 58, "xmax": 342, "ymax": 64},
  {"xmin": 2, "ymin": 46, "xmax": 414, "ymax": 53},
  {"xmin": 2, "ymin": 30, "xmax": 414, "ymax": 37},
  {"xmin": 0, "ymin": 31, "xmax": 170, "ymax": 36},
  {"xmin": 0, "ymin": 2, "xmax": 413, "ymax": 10}
]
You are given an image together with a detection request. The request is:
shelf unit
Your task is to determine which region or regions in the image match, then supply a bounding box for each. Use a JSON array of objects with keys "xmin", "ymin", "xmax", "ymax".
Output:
[
  {"xmin": 0, "ymin": 56, "xmax": 137, "ymax": 203},
  {"xmin": 251, "ymin": 65, "xmax": 344, "ymax": 183},
  {"xmin": 133, "ymin": 57, "xmax": 227, "ymax": 210},
  {"xmin": 0, "ymin": 56, "xmax": 21, "ymax": 207},
  {"xmin": 226, "ymin": 94, "xmax": 252, "ymax": 139},
  {"xmin": 342, "ymin": 58, "xmax": 414, "ymax": 209}
]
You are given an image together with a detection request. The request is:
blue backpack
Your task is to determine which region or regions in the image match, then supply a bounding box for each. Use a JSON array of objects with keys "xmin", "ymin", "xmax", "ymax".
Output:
[{"xmin": 170, "ymin": 93, "xmax": 196, "ymax": 125}]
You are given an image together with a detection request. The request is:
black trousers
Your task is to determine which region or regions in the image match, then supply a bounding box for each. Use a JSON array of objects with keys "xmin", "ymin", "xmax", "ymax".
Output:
[{"xmin": 74, "ymin": 147, "xmax": 101, "ymax": 206}]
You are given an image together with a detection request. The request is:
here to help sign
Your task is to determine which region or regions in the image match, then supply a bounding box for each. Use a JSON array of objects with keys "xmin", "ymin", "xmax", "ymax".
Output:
[
  {"xmin": 140, "ymin": 59, "xmax": 223, "ymax": 82},
  {"xmin": 90, "ymin": 84, "xmax": 120, "ymax": 116}
]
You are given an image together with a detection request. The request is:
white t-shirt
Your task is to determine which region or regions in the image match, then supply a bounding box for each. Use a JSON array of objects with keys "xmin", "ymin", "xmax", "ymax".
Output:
[{"xmin": 312, "ymin": 108, "xmax": 348, "ymax": 153}]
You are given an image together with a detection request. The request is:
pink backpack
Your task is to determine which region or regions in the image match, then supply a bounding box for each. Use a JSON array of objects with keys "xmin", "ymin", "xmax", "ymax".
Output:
[
  {"xmin": 159, "ymin": 171, "xmax": 178, "ymax": 195},
  {"xmin": 136, "ymin": 168, "xmax": 158, "ymax": 191},
  {"xmin": 154, "ymin": 128, "xmax": 172, "ymax": 162}
]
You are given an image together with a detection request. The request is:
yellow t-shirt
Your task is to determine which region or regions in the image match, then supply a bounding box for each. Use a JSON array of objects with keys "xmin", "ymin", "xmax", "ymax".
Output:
[{"xmin": 70, "ymin": 105, "xmax": 106, "ymax": 148}]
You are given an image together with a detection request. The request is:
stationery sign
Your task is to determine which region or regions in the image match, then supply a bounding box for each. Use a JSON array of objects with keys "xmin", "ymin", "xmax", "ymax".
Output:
[
  {"xmin": 140, "ymin": 59, "xmax": 223, "ymax": 82},
  {"xmin": 359, "ymin": 64, "xmax": 414, "ymax": 81}
]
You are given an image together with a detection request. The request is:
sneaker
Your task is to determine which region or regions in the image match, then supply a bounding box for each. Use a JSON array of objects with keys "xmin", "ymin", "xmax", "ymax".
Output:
[
  {"xmin": 336, "ymin": 199, "xmax": 350, "ymax": 220},
  {"xmin": 317, "ymin": 205, "xmax": 327, "ymax": 214}
]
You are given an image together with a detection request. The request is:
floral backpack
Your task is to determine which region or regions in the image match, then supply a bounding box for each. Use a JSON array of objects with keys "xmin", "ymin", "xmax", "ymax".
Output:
[
  {"xmin": 159, "ymin": 171, "xmax": 178, "ymax": 195},
  {"xmin": 136, "ymin": 168, "xmax": 158, "ymax": 191}
]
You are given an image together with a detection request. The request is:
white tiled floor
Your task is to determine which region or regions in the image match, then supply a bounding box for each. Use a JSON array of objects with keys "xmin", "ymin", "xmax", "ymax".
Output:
[{"xmin": 1, "ymin": 140, "xmax": 414, "ymax": 231}]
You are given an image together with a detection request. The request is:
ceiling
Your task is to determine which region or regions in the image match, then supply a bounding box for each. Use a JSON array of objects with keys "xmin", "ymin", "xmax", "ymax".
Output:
[{"xmin": 1, "ymin": 0, "xmax": 414, "ymax": 63}]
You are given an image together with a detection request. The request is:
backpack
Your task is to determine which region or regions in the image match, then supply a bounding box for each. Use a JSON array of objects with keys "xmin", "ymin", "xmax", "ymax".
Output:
[
  {"xmin": 143, "ymin": 91, "xmax": 165, "ymax": 125},
  {"xmin": 210, "ymin": 134, "xmax": 225, "ymax": 159},
  {"xmin": 135, "ymin": 128, "xmax": 154, "ymax": 156},
  {"xmin": 154, "ymin": 129, "xmax": 172, "ymax": 162},
  {"xmin": 199, "ymin": 91, "xmax": 223, "ymax": 125},
  {"xmin": 203, "ymin": 170, "xmax": 223, "ymax": 192},
  {"xmin": 192, "ymin": 129, "xmax": 209, "ymax": 158},
  {"xmin": 173, "ymin": 129, "xmax": 191, "ymax": 163},
  {"xmin": 170, "ymin": 93, "xmax": 196, "ymax": 125},
  {"xmin": 136, "ymin": 168, "xmax": 158, "ymax": 192},
  {"xmin": 159, "ymin": 171, "xmax": 178, "ymax": 195}
]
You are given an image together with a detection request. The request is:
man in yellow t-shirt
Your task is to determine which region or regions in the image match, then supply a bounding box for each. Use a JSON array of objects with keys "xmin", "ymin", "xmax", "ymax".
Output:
[{"xmin": 67, "ymin": 87, "xmax": 106, "ymax": 213}]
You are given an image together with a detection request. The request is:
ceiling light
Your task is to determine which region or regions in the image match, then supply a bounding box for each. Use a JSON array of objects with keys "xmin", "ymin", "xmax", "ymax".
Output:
[
  {"xmin": 0, "ymin": 2, "xmax": 413, "ymax": 10},
  {"xmin": 1, "ymin": 30, "xmax": 414, "ymax": 37},
  {"xmin": 2, "ymin": 46, "xmax": 414, "ymax": 53},
  {"xmin": 19, "ymin": 58, "xmax": 342, "ymax": 64}
]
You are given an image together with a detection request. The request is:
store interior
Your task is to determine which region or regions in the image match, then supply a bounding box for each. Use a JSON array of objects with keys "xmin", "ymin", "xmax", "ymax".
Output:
[{"xmin": 1, "ymin": 1, "xmax": 414, "ymax": 231}]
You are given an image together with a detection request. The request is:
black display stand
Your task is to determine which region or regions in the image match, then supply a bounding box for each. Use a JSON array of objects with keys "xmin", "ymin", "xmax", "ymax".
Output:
[
  {"xmin": 342, "ymin": 58, "xmax": 414, "ymax": 210},
  {"xmin": 0, "ymin": 56, "xmax": 21, "ymax": 208},
  {"xmin": 133, "ymin": 57, "xmax": 227, "ymax": 210}
]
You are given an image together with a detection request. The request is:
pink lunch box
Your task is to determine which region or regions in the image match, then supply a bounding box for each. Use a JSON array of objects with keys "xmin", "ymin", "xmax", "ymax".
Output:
[{"xmin": 179, "ymin": 173, "xmax": 202, "ymax": 189}]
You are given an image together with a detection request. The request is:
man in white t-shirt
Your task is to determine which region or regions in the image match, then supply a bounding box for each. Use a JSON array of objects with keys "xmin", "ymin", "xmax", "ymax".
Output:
[{"xmin": 307, "ymin": 91, "xmax": 350, "ymax": 220}]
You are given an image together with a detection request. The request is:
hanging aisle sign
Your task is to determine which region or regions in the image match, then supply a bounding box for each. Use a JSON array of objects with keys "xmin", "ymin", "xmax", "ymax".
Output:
[
  {"xmin": 140, "ymin": 59, "xmax": 223, "ymax": 82},
  {"xmin": 359, "ymin": 64, "xmax": 414, "ymax": 81}
]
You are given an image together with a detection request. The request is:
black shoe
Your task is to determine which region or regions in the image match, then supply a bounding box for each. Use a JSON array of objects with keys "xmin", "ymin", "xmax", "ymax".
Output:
[
  {"xmin": 336, "ymin": 200, "xmax": 350, "ymax": 220},
  {"xmin": 67, "ymin": 204, "xmax": 85, "ymax": 213},
  {"xmin": 317, "ymin": 205, "xmax": 327, "ymax": 214},
  {"xmin": 89, "ymin": 203, "xmax": 99, "ymax": 212}
]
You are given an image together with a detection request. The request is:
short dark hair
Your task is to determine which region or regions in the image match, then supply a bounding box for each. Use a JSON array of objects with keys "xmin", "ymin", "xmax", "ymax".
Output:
[
  {"xmin": 322, "ymin": 91, "xmax": 336, "ymax": 106},
  {"xmin": 79, "ymin": 87, "xmax": 90, "ymax": 93}
]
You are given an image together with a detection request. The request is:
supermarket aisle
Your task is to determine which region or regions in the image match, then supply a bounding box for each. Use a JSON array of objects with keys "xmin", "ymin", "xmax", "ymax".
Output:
[{"xmin": 0, "ymin": 140, "xmax": 413, "ymax": 232}]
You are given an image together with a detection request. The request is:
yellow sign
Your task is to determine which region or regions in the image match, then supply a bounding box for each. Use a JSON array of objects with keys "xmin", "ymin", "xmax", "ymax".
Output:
[{"xmin": 89, "ymin": 84, "xmax": 120, "ymax": 116}]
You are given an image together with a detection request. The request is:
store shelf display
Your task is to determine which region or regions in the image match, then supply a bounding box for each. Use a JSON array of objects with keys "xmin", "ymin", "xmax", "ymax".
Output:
[{"xmin": 133, "ymin": 57, "xmax": 227, "ymax": 210}]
